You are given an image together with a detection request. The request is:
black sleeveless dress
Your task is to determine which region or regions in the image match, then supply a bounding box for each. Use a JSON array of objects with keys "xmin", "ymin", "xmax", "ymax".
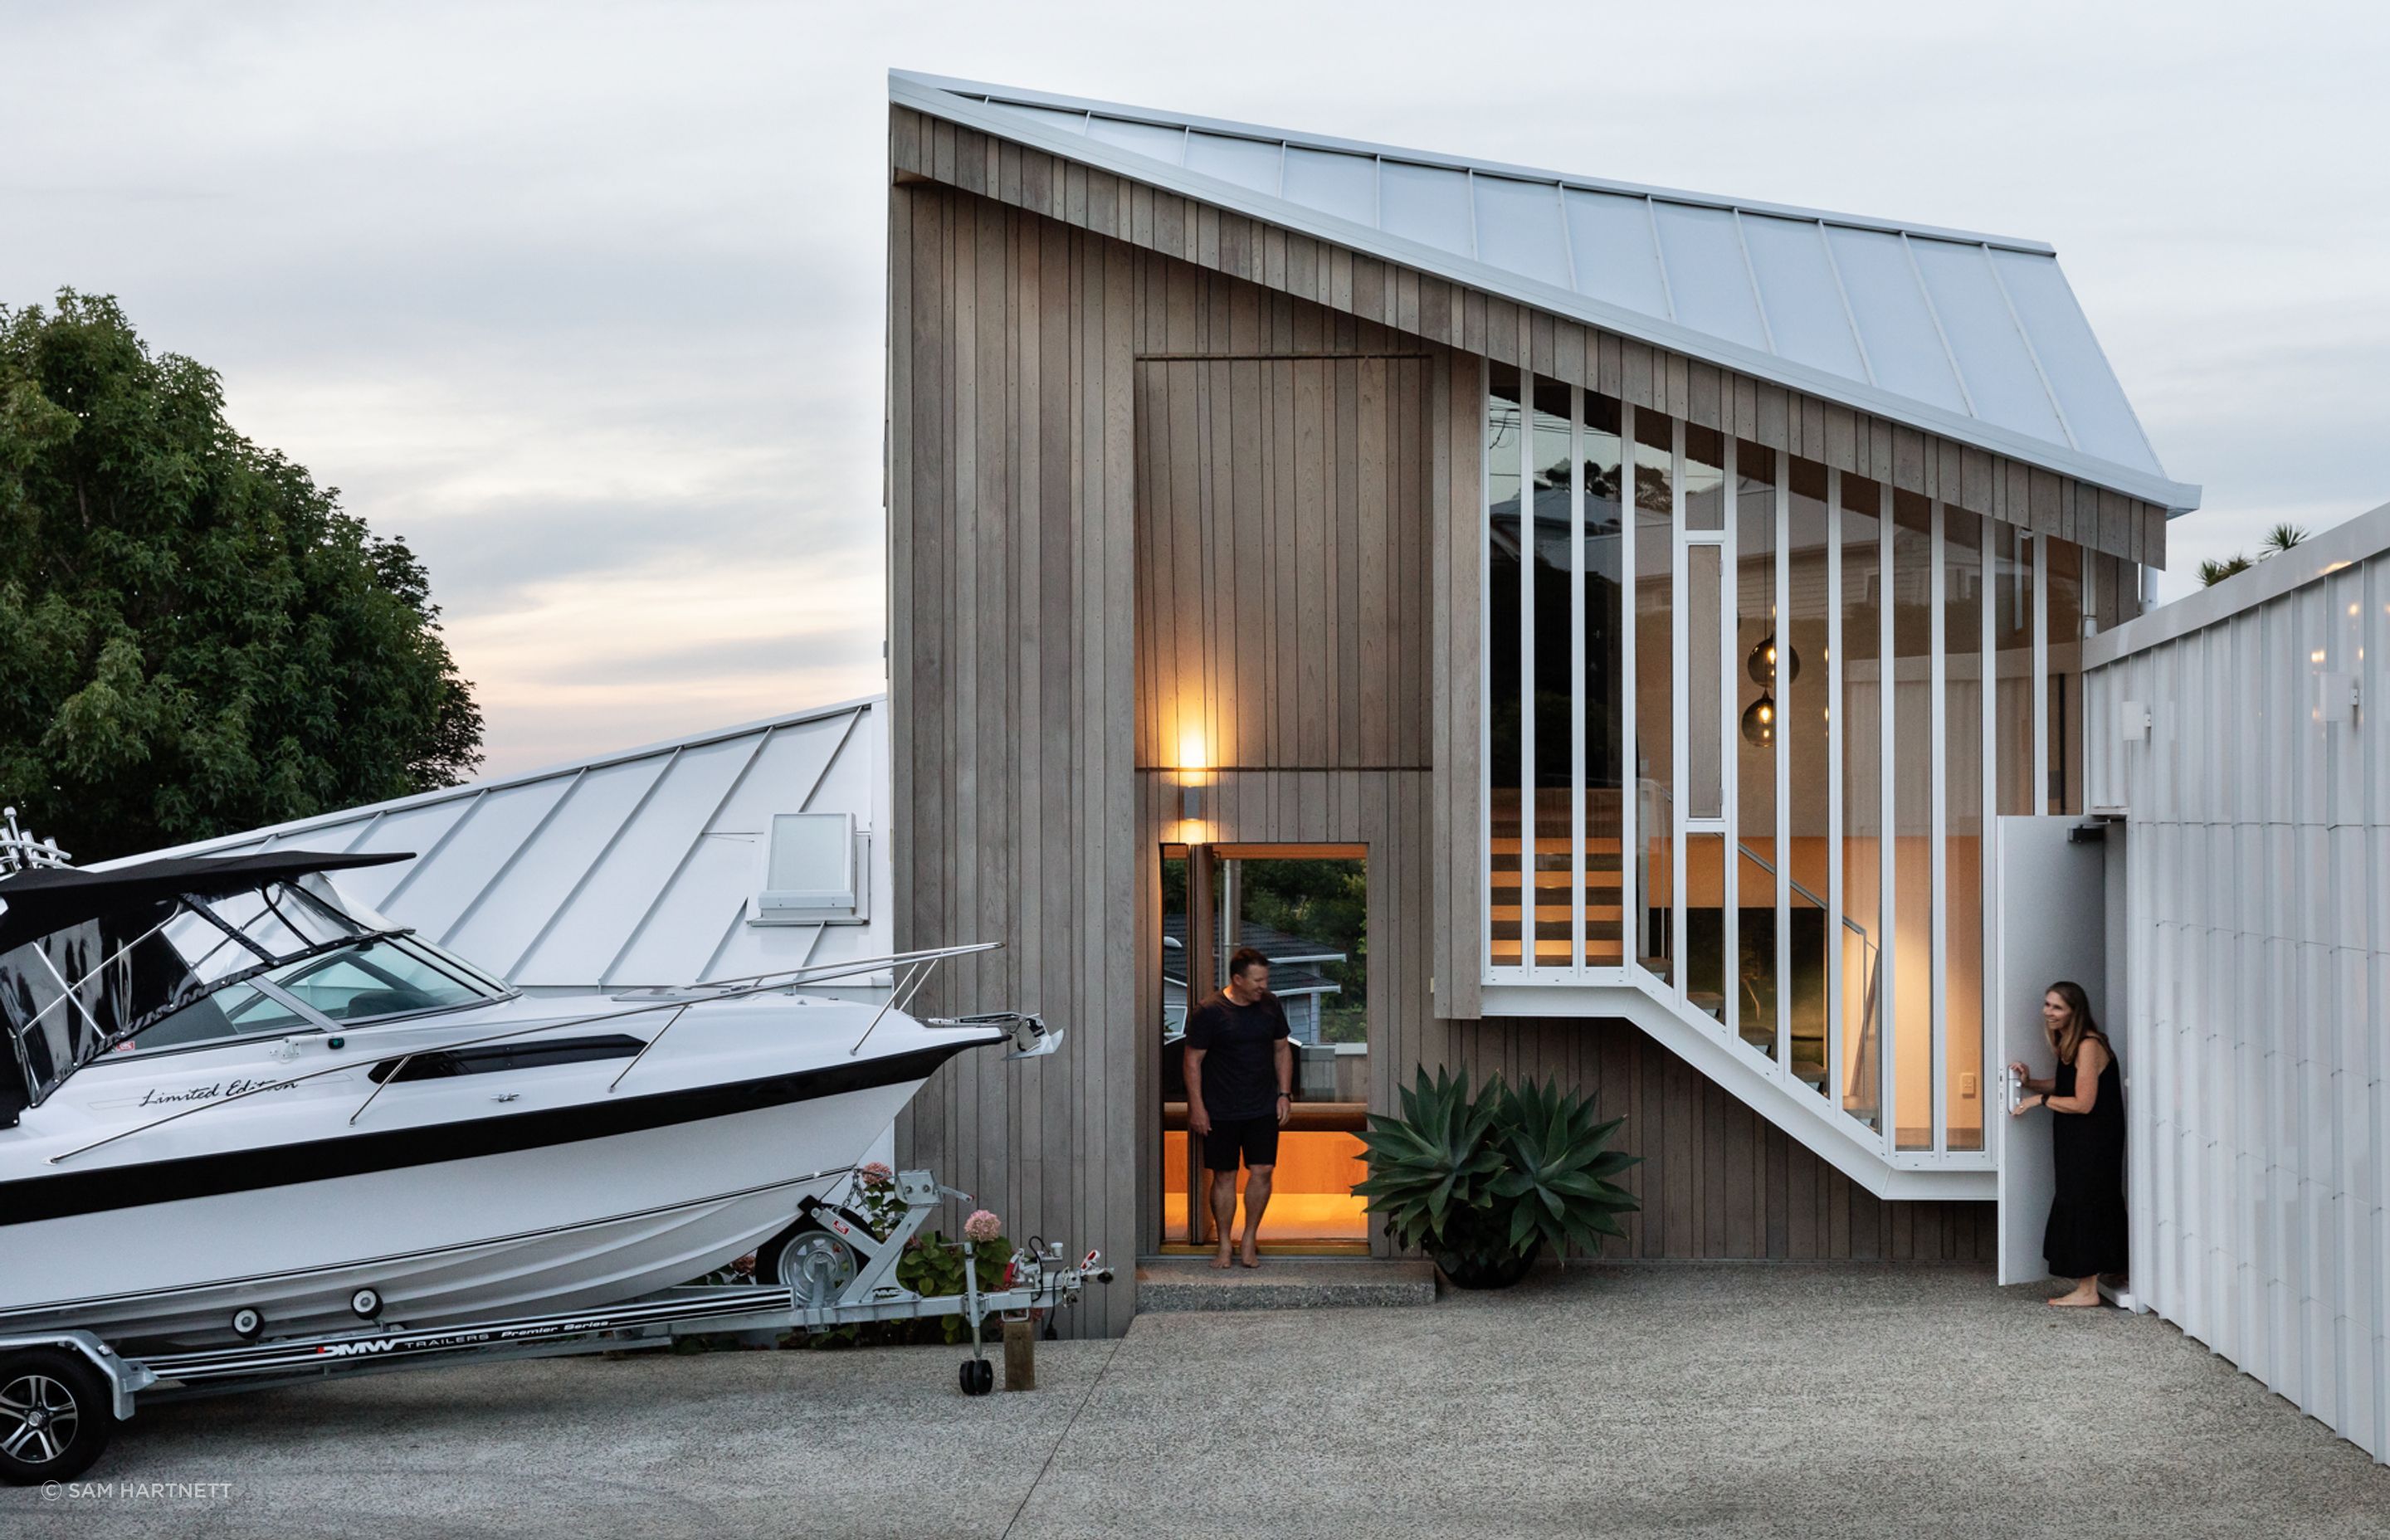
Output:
[{"xmin": 2043, "ymin": 1043, "xmax": 2128, "ymax": 1279}]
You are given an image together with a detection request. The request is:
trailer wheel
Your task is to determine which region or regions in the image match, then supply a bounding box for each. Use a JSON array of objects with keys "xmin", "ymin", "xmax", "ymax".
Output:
[
  {"xmin": 958, "ymin": 1357, "xmax": 993, "ymax": 1396},
  {"xmin": 0, "ymin": 1348, "xmax": 113, "ymax": 1486},
  {"xmin": 756, "ymin": 1224, "xmax": 858, "ymax": 1309}
]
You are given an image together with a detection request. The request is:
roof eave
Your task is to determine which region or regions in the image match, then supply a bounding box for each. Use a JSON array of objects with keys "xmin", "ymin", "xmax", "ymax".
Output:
[{"xmin": 891, "ymin": 73, "xmax": 2202, "ymax": 516}]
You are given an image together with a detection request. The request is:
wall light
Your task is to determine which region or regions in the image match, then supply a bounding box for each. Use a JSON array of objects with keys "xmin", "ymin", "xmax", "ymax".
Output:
[{"xmin": 1175, "ymin": 731, "xmax": 1208, "ymax": 833}]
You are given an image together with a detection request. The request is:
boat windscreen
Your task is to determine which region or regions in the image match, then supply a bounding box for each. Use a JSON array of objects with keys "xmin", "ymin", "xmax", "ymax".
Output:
[{"xmin": 0, "ymin": 875, "xmax": 487, "ymax": 1104}]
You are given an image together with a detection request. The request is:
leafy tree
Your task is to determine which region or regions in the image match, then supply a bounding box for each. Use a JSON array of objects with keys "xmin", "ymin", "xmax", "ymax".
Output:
[
  {"xmin": 2199, "ymin": 522, "xmax": 2309, "ymax": 588},
  {"xmin": 0, "ymin": 290, "xmax": 481, "ymax": 861}
]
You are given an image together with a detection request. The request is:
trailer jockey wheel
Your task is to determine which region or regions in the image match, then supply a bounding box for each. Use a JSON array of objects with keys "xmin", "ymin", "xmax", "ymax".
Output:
[
  {"xmin": 0, "ymin": 1348, "xmax": 113, "ymax": 1486},
  {"xmin": 349, "ymin": 1288, "xmax": 383, "ymax": 1320},
  {"xmin": 959, "ymin": 1358, "xmax": 994, "ymax": 1396},
  {"xmin": 230, "ymin": 1308, "xmax": 265, "ymax": 1341}
]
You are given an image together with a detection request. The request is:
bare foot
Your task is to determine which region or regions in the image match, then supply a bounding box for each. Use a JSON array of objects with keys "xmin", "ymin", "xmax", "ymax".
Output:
[
  {"xmin": 2046, "ymin": 1289, "xmax": 2101, "ymax": 1308},
  {"xmin": 1209, "ymin": 1246, "xmax": 1234, "ymax": 1270},
  {"xmin": 1239, "ymin": 1241, "xmax": 1261, "ymax": 1269}
]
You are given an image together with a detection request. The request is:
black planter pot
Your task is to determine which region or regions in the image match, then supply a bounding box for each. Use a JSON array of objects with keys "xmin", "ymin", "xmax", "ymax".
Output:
[{"xmin": 1432, "ymin": 1239, "xmax": 1544, "ymax": 1289}]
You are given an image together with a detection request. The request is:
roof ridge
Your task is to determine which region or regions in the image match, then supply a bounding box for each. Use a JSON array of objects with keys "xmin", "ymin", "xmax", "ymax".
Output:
[{"xmin": 890, "ymin": 69, "xmax": 2059, "ymax": 257}]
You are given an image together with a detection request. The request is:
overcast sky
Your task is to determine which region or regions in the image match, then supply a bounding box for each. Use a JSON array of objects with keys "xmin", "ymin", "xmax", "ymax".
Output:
[{"xmin": 7, "ymin": 1, "xmax": 2385, "ymax": 777}]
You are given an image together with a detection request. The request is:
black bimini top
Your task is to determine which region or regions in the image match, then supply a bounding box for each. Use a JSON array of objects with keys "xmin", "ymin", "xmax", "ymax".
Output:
[{"xmin": 0, "ymin": 850, "xmax": 413, "ymax": 954}]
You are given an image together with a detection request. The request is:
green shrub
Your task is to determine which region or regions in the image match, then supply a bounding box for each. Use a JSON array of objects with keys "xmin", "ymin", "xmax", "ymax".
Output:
[{"xmin": 1355, "ymin": 1066, "xmax": 1639, "ymax": 1277}]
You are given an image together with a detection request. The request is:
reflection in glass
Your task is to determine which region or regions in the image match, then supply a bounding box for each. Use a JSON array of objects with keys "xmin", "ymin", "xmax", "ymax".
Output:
[
  {"xmin": 2046, "ymin": 537, "xmax": 2083, "ymax": 815},
  {"xmin": 1689, "ymin": 543, "xmax": 1724, "ymax": 821},
  {"xmin": 1734, "ymin": 442, "xmax": 1777, "ymax": 1060},
  {"xmin": 1838, "ymin": 477, "xmax": 1883, "ymax": 1128},
  {"xmin": 1633, "ymin": 407, "xmax": 1675, "ymax": 982},
  {"xmin": 1685, "ymin": 834, "xmax": 1725, "ymax": 1017},
  {"xmin": 1531, "ymin": 381, "xmax": 1574, "ymax": 965},
  {"xmin": 1783, "ymin": 457, "xmax": 1831, "ymax": 1095},
  {"xmin": 1583, "ymin": 393, "xmax": 1627, "ymax": 967},
  {"xmin": 1994, "ymin": 524, "xmax": 2035, "ymax": 816},
  {"xmin": 1685, "ymin": 423, "xmax": 1726, "ymax": 531},
  {"xmin": 1944, "ymin": 506, "xmax": 1985, "ymax": 1153},
  {"xmin": 1487, "ymin": 366, "xmax": 1524, "ymax": 964},
  {"xmin": 1890, "ymin": 492, "xmax": 1934, "ymax": 1151}
]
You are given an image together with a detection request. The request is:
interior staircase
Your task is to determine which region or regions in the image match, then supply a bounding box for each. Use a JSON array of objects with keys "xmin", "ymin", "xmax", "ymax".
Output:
[{"xmin": 1483, "ymin": 787, "xmax": 1984, "ymax": 1201}]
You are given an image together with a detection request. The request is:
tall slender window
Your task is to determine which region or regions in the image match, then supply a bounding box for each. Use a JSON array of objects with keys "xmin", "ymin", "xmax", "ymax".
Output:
[
  {"xmin": 1583, "ymin": 393, "xmax": 1627, "ymax": 968},
  {"xmin": 1994, "ymin": 525, "xmax": 2036, "ymax": 816},
  {"xmin": 1685, "ymin": 426, "xmax": 1727, "ymax": 822},
  {"xmin": 1890, "ymin": 491, "xmax": 1934, "ymax": 1152},
  {"xmin": 1632, "ymin": 407, "xmax": 1675, "ymax": 981},
  {"xmin": 1529, "ymin": 381, "xmax": 1574, "ymax": 966},
  {"xmin": 1734, "ymin": 441, "xmax": 1777, "ymax": 1062},
  {"xmin": 1838, "ymin": 476, "xmax": 1884, "ymax": 1130},
  {"xmin": 1943, "ymin": 506, "xmax": 1985, "ymax": 1153},
  {"xmin": 2046, "ymin": 537, "xmax": 2083, "ymax": 815},
  {"xmin": 1783, "ymin": 457, "xmax": 1831, "ymax": 1098},
  {"xmin": 1486, "ymin": 365, "xmax": 1524, "ymax": 966}
]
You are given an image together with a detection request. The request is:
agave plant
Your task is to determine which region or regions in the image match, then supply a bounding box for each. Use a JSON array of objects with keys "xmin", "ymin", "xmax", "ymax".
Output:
[{"xmin": 1354, "ymin": 1065, "xmax": 1639, "ymax": 1287}]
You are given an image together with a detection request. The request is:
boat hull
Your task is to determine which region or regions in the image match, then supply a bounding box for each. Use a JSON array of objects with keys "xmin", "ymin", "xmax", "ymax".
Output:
[
  {"xmin": 0, "ymin": 1078, "xmax": 916, "ymax": 1350},
  {"xmin": 0, "ymin": 993, "xmax": 1004, "ymax": 1351}
]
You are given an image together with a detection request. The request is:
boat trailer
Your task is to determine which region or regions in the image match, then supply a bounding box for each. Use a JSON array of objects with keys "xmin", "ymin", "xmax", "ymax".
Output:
[{"xmin": 0, "ymin": 1168, "xmax": 1112, "ymax": 1484}]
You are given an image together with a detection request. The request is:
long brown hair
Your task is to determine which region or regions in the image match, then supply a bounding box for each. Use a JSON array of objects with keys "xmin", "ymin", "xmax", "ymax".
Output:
[{"xmin": 2044, "ymin": 981, "xmax": 2105, "ymax": 1064}]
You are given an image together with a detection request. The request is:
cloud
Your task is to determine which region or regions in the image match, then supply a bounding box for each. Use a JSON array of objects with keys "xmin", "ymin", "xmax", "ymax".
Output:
[{"xmin": 7, "ymin": 0, "xmax": 2387, "ymax": 760}]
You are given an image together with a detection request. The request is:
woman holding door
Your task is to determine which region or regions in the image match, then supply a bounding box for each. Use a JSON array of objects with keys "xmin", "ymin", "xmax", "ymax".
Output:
[{"xmin": 2009, "ymin": 980, "xmax": 2127, "ymax": 1307}]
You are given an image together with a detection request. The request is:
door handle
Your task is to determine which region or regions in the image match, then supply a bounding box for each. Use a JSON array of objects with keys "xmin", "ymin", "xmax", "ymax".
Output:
[{"xmin": 2002, "ymin": 1066, "xmax": 2024, "ymax": 1115}]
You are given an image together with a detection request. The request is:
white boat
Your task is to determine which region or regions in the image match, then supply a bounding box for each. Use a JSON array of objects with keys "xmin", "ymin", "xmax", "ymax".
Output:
[{"xmin": 0, "ymin": 837, "xmax": 1041, "ymax": 1352}]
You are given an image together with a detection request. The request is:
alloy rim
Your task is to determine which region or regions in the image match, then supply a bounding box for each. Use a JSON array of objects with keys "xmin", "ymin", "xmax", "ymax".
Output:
[{"xmin": 0, "ymin": 1373, "xmax": 79, "ymax": 1464}]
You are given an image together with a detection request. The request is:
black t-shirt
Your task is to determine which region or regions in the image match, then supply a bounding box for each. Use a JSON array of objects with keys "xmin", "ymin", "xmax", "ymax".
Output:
[{"xmin": 1183, "ymin": 989, "xmax": 1290, "ymax": 1123}]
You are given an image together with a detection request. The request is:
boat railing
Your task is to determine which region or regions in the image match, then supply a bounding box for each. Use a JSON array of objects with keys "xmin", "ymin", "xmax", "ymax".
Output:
[{"xmin": 48, "ymin": 940, "xmax": 1012, "ymax": 1167}]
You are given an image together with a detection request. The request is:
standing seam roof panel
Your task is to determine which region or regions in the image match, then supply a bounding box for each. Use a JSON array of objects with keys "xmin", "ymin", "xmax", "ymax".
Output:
[
  {"xmin": 1472, "ymin": 174, "xmax": 1572, "ymax": 290},
  {"xmin": 1988, "ymin": 247, "xmax": 2163, "ymax": 475},
  {"xmin": 1183, "ymin": 130, "xmax": 1282, "ymax": 196},
  {"xmin": 1085, "ymin": 115, "xmax": 1186, "ymax": 164},
  {"xmin": 1906, "ymin": 237, "xmax": 2069, "ymax": 446},
  {"xmin": 1822, "ymin": 226, "xmax": 1971, "ymax": 416},
  {"xmin": 1651, "ymin": 202, "xmax": 1768, "ymax": 353},
  {"xmin": 1378, "ymin": 161, "xmax": 1475, "ymax": 258},
  {"xmin": 1562, "ymin": 189, "xmax": 1672, "ymax": 319},
  {"xmin": 938, "ymin": 76, "xmax": 2190, "ymax": 509},
  {"xmin": 1278, "ymin": 145, "xmax": 1377, "ymax": 227},
  {"xmin": 1739, "ymin": 213, "xmax": 1870, "ymax": 385}
]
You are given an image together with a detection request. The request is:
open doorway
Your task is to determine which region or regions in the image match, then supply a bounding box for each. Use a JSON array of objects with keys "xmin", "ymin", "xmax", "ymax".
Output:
[{"xmin": 1159, "ymin": 843, "xmax": 1368, "ymax": 1254}]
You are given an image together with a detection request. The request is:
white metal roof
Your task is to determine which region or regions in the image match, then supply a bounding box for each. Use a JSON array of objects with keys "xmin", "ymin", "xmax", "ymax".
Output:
[
  {"xmin": 894, "ymin": 71, "xmax": 2199, "ymax": 514},
  {"xmin": 95, "ymin": 697, "xmax": 895, "ymax": 992}
]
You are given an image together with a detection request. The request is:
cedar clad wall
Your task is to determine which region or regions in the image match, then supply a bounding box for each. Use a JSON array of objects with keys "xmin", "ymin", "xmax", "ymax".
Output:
[{"xmin": 888, "ymin": 147, "xmax": 1996, "ymax": 1333}]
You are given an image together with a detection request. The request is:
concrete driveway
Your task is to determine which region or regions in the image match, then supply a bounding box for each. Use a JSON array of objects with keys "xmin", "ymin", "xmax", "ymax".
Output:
[{"xmin": 6, "ymin": 1265, "xmax": 2385, "ymax": 1539}]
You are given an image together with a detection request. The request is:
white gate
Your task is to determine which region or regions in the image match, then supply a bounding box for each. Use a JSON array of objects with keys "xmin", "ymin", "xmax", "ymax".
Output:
[{"xmin": 1992, "ymin": 816, "xmax": 2108, "ymax": 1286}]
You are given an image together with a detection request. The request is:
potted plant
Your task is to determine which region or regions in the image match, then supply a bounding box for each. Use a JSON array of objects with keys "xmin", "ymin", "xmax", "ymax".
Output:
[{"xmin": 1354, "ymin": 1066, "xmax": 1640, "ymax": 1289}]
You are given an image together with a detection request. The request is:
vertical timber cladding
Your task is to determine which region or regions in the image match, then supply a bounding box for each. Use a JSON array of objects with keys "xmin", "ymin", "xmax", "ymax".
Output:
[{"xmin": 890, "ymin": 180, "xmax": 1992, "ymax": 1336}]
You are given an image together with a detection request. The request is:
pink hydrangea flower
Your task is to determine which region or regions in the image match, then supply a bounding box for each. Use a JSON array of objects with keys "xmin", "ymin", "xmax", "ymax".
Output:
[
  {"xmin": 856, "ymin": 1162, "xmax": 894, "ymax": 1185},
  {"xmin": 963, "ymin": 1209, "xmax": 1003, "ymax": 1243}
]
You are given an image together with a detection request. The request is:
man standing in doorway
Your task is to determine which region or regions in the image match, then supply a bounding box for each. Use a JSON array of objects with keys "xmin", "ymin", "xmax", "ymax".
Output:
[{"xmin": 1183, "ymin": 946, "xmax": 1294, "ymax": 1270}]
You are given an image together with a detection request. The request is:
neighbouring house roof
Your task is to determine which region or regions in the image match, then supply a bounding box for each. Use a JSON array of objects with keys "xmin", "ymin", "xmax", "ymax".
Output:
[
  {"xmin": 90, "ymin": 697, "xmax": 895, "ymax": 992},
  {"xmin": 892, "ymin": 71, "xmax": 2198, "ymax": 515}
]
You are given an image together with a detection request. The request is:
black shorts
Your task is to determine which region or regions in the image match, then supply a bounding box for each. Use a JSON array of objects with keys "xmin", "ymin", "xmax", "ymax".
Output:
[{"xmin": 1202, "ymin": 1115, "xmax": 1280, "ymax": 1172}]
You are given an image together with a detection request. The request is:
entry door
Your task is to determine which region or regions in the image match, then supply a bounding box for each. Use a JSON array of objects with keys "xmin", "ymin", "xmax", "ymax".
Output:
[{"xmin": 1992, "ymin": 816, "xmax": 2108, "ymax": 1284}]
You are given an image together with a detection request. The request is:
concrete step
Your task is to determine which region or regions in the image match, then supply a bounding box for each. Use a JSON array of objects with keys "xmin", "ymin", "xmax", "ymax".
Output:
[{"xmin": 1135, "ymin": 1257, "xmax": 1436, "ymax": 1312}]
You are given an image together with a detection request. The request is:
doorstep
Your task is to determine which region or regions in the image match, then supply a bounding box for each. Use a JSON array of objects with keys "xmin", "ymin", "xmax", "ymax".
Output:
[{"xmin": 1134, "ymin": 1256, "xmax": 1436, "ymax": 1313}]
